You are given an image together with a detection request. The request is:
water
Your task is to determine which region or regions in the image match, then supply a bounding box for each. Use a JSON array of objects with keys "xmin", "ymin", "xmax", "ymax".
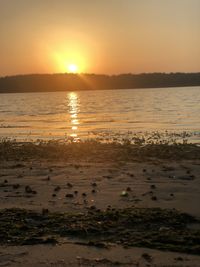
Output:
[{"xmin": 0, "ymin": 87, "xmax": 200, "ymax": 143}]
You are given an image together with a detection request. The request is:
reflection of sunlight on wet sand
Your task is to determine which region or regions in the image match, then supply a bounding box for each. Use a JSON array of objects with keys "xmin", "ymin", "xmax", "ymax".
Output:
[{"xmin": 67, "ymin": 92, "xmax": 80, "ymax": 142}]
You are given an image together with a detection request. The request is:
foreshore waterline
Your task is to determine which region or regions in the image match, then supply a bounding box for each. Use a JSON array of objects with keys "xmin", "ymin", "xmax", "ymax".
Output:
[{"xmin": 1, "ymin": 87, "xmax": 200, "ymax": 143}]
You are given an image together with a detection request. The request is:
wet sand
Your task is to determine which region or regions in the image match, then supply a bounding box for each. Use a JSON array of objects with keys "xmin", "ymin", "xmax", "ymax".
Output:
[
  {"xmin": 0, "ymin": 159, "xmax": 200, "ymax": 216},
  {"xmin": 0, "ymin": 142, "xmax": 200, "ymax": 266}
]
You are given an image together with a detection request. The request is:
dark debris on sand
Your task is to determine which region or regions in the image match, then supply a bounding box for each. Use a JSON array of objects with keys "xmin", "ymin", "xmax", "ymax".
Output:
[
  {"xmin": 0, "ymin": 140, "xmax": 200, "ymax": 162},
  {"xmin": 0, "ymin": 207, "xmax": 200, "ymax": 254}
]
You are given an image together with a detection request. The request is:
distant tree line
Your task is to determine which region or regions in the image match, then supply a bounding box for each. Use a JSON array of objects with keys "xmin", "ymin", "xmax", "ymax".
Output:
[{"xmin": 0, "ymin": 72, "xmax": 200, "ymax": 93}]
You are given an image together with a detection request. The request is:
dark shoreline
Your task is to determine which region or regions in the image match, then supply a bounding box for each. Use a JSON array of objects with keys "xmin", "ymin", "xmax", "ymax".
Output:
[
  {"xmin": 0, "ymin": 72, "xmax": 200, "ymax": 94},
  {"xmin": 1, "ymin": 140, "xmax": 200, "ymax": 162}
]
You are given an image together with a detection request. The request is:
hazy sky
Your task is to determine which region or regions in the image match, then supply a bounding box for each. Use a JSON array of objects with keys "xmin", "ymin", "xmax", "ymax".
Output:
[{"xmin": 0, "ymin": 0, "xmax": 199, "ymax": 76}]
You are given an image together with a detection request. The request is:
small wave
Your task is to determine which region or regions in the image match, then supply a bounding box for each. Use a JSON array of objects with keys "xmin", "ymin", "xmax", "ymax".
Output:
[{"xmin": 0, "ymin": 125, "xmax": 30, "ymax": 129}]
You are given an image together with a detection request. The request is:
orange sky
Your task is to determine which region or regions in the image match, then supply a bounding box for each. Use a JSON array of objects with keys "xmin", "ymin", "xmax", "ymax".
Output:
[{"xmin": 0, "ymin": 0, "xmax": 199, "ymax": 76}]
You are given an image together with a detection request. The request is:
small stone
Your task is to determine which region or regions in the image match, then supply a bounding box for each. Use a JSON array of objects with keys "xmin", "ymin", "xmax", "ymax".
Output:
[
  {"xmin": 25, "ymin": 185, "xmax": 33, "ymax": 193},
  {"xmin": 150, "ymin": 185, "xmax": 156, "ymax": 189},
  {"xmin": 151, "ymin": 196, "xmax": 157, "ymax": 201},
  {"xmin": 42, "ymin": 208, "xmax": 49, "ymax": 215},
  {"xmin": 126, "ymin": 187, "xmax": 132, "ymax": 192},
  {"xmin": 54, "ymin": 186, "xmax": 61, "ymax": 192},
  {"xmin": 52, "ymin": 193, "xmax": 56, "ymax": 197},
  {"xmin": 90, "ymin": 205, "xmax": 96, "ymax": 210},
  {"xmin": 74, "ymin": 190, "xmax": 78, "ymax": 195},
  {"xmin": 13, "ymin": 184, "xmax": 20, "ymax": 189},
  {"xmin": 91, "ymin": 189, "xmax": 96, "ymax": 194},
  {"xmin": 74, "ymin": 164, "xmax": 80, "ymax": 169},
  {"xmin": 4, "ymin": 179, "xmax": 8, "ymax": 184},
  {"xmin": 67, "ymin": 182, "xmax": 73, "ymax": 188},
  {"xmin": 91, "ymin": 182, "xmax": 97, "ymax": 187},
  {"xmin": 142, "ymin": 253, "xmax": 152, "ymax": 262},
  {"xmin": 175, "ymin": 257, "xmax": 183, "ymax": 261},
  {"xmin": 66, "ymin": 193, "xmax": 74, "ymax": 198},
  {"xmin": 82, "ymin": 192, "xmax": 87, "ymax": 197},
  {"xmin": 121, "ymin": 191, "xmax": 128, "ymax": 197}
]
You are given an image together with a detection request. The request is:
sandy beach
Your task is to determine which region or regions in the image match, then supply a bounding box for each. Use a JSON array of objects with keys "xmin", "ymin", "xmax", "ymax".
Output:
[{"xmin": 0, "ymin": 141, "xmax": 200, "ymax": 266}]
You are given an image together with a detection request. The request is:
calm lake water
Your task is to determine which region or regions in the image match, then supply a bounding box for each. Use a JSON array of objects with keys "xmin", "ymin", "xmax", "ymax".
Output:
[{"xmin": 0, "ymin": 87, "xmax": 200, "ymax": 143}]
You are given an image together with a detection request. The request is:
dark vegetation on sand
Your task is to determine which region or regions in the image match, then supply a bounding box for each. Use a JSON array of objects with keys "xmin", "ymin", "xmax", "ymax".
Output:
[
  {"xmin": 0, "ymin": 207, "xmax": 200, "ymax": 254},
  {"xmin": 0, "ymin": 139, "xmax": 200, "ymax": 162}
]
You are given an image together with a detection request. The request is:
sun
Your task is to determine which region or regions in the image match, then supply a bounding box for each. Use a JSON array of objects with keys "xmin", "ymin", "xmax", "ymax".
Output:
[
  {"xmin": 52, "ymin": 50, "xmax": 86, "ymax": 73},
  {"xmin": 68, "ymin": 64, "xmax": 78, "ymax": 73}
]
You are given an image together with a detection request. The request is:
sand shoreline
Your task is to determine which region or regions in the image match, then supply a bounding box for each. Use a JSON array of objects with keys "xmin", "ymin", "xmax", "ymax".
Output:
[{"xmin": 0, "ymin": 141, "xmax": 200, "ymax": 266}]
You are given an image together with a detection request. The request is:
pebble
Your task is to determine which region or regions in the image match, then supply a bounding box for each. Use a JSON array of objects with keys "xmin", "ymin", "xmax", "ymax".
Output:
[
  {"xmin": 25, "ymin": 185, "xmax": 33, "ymax": 193},
  {"xmin": 121, "ymin": 191, "xmax": 128, "ymax": 197},
  {"xmin": 54, "ymin": 186, "xmax": 61, "ymax": 192},
  {"xmin": 66, "ymin": 193, "xmax": 74, "ymax": 198},
  {"xmin": 67, "ymin": 182, "xmax": 73, "ymax": 188},
  {"xmin": 13, "ymin": 184, "xmax": 20, "ymax": 189},
  {"xmin": 175, "ymin": 257, "xmax": 183, "ymax": 261},
  {"xmin": 42, "ymin": 208, "xmax": 49, "ymax": 215},
  {"xmin": 89, "ymin": 205, "xmax": 96, "ymax": 210},
  {"xmin": 142, "ymin": 253, "xmax": 152, "ymax": 262}
]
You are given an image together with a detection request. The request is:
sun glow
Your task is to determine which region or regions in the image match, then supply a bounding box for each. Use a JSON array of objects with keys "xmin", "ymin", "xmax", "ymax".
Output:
[
  {"xmin": 68, "ymin": 64, "xmax": 78, "ymax": 73},
  {"xmin": 51, "ymin": 47, "xmax": 87, "ymax": 73}
]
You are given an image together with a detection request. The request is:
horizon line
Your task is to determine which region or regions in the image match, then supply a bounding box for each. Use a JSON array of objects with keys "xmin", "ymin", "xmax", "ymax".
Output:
[{"xmin": 1, "ymin": 71, "xmax": 200, "ymax": 79}]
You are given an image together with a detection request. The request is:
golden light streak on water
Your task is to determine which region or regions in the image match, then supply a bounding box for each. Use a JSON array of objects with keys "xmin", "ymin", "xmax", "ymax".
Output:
[{"xmin": 67, "ymin": 92, "xmax": 80, "ymax": 142}]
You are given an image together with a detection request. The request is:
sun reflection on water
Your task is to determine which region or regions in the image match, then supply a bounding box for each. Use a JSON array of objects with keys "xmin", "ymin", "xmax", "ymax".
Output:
[{"xmin": 67, "ymin": 92, "xmax": 80, "ymax": 142}]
